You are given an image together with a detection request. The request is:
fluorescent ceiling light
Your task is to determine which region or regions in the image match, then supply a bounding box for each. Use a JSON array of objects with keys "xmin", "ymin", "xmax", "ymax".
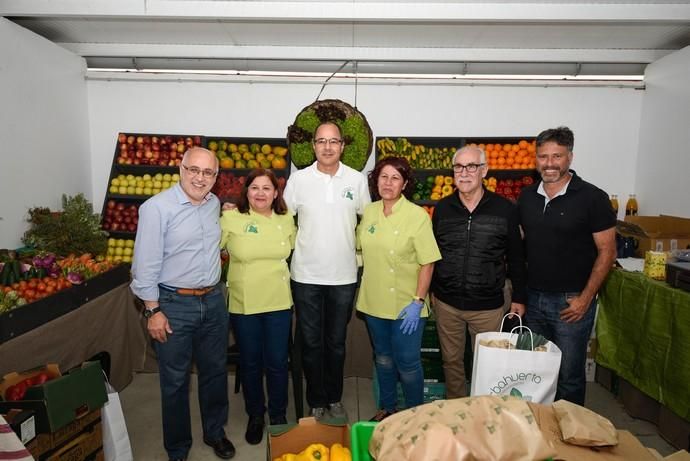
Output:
[{"xmin": 87, "ymin": 67, "xmax": 644, "ymax": 82}]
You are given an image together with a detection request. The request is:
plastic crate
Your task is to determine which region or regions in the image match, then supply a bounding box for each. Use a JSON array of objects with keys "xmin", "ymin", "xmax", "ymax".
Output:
[{"xmin": 351, "ymin": 421, "xmax": 378, "ymax": 461}]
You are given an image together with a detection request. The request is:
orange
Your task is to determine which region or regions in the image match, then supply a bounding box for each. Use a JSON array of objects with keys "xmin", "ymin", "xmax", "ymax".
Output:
[
  {"xmin": 486, "ymin": 143, "xmax": 495, "ymax": 152},
  {"xmin": 518, "ymin": 140, "xmax": 529, "ymax": 149},
  {"xmin": 527, "ymin": 144, "xmax": 536, "ymax": 154},
  {"xmin": 497, "ymin": 157, "xmax": 506, "ymax": 165},
  {"xmin": 271, "ymin": 157, "xmax": 287, "ymax": 169},
  {"xmin": 511, "ymin": 144, "xmax": 520, "ymax": 152},
  {"xmin": 478, "ymin": 143, "xmax": 486, "ymax": 151},
  {"xmin": 220, "ymin": 158, "xmax": 234, "ymax": 169}
]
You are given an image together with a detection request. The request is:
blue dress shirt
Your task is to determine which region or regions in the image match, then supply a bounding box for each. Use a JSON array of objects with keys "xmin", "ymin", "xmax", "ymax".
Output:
[{"xmin": 130, "ymin": 183, "xmax": 222, "ymax": 302}]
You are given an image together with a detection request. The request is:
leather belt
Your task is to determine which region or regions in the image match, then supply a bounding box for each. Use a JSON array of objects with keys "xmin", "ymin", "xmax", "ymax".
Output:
[{"xmin": 160, "ymin": 284, "xmax": 216, "ymax": 296}]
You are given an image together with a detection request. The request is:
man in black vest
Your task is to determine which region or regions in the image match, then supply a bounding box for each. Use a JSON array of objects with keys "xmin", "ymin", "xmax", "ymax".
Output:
[{"xmin": 431, "ymin": 145, "xmax": 527, "ymax": 398}]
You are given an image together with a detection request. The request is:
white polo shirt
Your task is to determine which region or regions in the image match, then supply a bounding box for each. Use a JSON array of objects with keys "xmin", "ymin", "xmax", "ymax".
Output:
[{"xmin": 284, "ymin": 161, "xmax": 371, "ymax": 285}]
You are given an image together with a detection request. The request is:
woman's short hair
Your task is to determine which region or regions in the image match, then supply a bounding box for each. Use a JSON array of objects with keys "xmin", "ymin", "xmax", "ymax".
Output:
[
  {"xmin": 367, "ymin": 156, "xmax": 415, "ymax": 201},
  {"xmin": 237, "ymin": 168, "xmax": 288, "ymax": 215}
]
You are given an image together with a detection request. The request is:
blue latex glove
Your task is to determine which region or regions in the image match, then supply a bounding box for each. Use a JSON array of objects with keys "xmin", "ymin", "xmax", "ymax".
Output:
[{"xmin": 397, "ymin": 301, "xmax": 423, "ymax": 335}]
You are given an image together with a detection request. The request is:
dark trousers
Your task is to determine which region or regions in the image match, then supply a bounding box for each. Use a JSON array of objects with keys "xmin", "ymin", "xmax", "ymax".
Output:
[
  {"xmin": 525, "ymin": 288, "xmax": 596, "ymax": 406},
  {"xmin": 155, "ymin": 284, "xmax": 229, "ymax": 460},
  {"xmin": 229, "ymin": 309, "xmax": 292, "ymax": 420},
  {"xmin": 291, "ymin": 281, "xmax": 357, "ymax": 408}
]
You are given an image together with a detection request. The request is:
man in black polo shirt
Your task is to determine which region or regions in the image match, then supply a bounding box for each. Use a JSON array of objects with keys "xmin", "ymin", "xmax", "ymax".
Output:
[{"xmin": 518, "ymin": 126, "xmax": 617, "ymax": 405}]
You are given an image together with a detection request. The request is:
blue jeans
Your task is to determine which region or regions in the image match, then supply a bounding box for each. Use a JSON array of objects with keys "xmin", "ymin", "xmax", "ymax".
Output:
[
  {"xmin": 291, "ymin": 281, "xmax": 357, "ymax": 408},
  {"xmin": 365, "ymin": 314, "xmax": 426, "ymax": 411},
  {"xmin": 524, "ymin": 288, "xmax": 596, "ymax": 406},
  {"xmin": 155, "ymin": 284, "xmax": 229, "ymax": 460},
  {"xmin": 229, "ymin": 309, "xmax": 292, "ymax": 420}
]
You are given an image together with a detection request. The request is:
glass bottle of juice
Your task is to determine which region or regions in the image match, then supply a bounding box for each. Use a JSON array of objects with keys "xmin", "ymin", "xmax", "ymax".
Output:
[
  {"xmin": 625, "ymin": 194, "xmax": 638, "ymax": 216},
  {"xmin": 610, "ymin": 194, "xmax": 619, "ymax": 215}
]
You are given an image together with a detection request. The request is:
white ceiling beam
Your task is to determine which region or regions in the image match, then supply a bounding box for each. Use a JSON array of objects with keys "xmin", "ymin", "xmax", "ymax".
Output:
[
  {"xmin": 60, "ymin": 42, "xmax": 671, "ymax": 63},
  {"xmin": 3, "ymin": 0, "xmax": 690, "ymax": 22}
]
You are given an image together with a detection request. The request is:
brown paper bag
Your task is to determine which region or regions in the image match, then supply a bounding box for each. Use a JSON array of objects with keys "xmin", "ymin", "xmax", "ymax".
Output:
[
  {"xmin": 369, "ymin": 395, "xmax": 556, "ymax": 461},
  {"xmin": 552, "ymin": 399, "xmax": 618, "ymax": 447}
]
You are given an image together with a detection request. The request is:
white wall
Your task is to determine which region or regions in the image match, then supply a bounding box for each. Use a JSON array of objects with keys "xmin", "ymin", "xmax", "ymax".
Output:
[
  {"xmin": 636, "ymin": 46, "xmax": 690, "ymax": 217},
  {"xmin": 0, "ymin": 18, "xmax": 91, "ymax": 249},
  {"xmin": 88, "ymin": 79, "xmax": 642, "ymax": 213}
]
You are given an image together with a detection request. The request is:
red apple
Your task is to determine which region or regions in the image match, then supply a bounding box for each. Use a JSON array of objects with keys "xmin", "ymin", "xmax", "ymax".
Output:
[
  {"xmin": 127, "ymin": 223, "xmax": 137, "ymax": 232},
  {"xmin": 118, "ymin": 133, "xmax": 127, "ymax": 143},
  {"xmin": 127, "ymin": 136, "xmax": 135, "ymax": 145}
]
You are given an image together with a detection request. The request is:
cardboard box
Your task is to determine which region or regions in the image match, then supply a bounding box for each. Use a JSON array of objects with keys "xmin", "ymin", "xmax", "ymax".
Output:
[
  {"xmin": 0, "ymin": 362, "xmax": 107, "ymax": 433},
  {"xmin": 617, "ymin": 216, "xmax": 690, "ymax": 257},
  {"xmin": 25, "ymin": 409, "xmax": 101, "ymax": 460},
  {"xmin": 268, "ymin": 417, "xmax": 349, "ymax": 461},
  {"xmin": 528, "ymin": 402, "xmax": 658, "ymax": 460},
  {"xmin": 665, "ymin": 450, "xmax": 690, "ymax": 460}
]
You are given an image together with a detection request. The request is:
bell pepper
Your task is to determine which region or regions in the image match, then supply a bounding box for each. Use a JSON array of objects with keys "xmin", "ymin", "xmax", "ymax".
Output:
[
  {"xmin": 296, "ymin": 443, "xmax": 329, "ymax": 461},
  {"xmin": 330, "ymin": 443, "xmax": 351, "ymax": 461}
]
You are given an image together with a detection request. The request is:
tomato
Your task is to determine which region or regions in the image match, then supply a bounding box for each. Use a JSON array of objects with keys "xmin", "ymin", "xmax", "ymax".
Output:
[
  {"xmin": 32, "ymin": 372, "xmax": 50, "ymax": 386},
  {"xmin": 37, "ymin": 282, "xmax": 47, "ymax": 292},
  {"xmin": 27, "ymin": 279, "xmax": 38, "ymax": 289},
  {"xmin": 43, "ymin": 277, "xmax": 52, "ymax": 284},
  {"xmin": 18, "ymin": 280, "xmax": 27, "ymax": 290},
  {"xmin": 44, "ymin": 285, "xmax": 55, "ymax": 295}
]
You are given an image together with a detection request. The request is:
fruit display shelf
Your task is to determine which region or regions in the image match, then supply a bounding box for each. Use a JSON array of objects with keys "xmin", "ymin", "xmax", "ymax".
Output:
[
  {"xmin": 101, "ymin": 132, "xmax": 293, "ymax": 242},
  {"xmin": 376, "ymin": 136, "xmax": 539, "ymax": 204}
]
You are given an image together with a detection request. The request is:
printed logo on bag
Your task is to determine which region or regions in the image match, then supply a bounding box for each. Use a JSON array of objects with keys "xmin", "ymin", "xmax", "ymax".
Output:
[
  {"xmin": 245, "ymin": 222, "xmax": 259, "ymax": 234},
  {"xmin": 368, "ymin": 224, "xmax": 376, "ymax": 234},
  {"xmin": 341, "ymin": 187, "xmax": 355, "ymax": 200},
  {"xmin": 489, "ymin": 372, "xmax": 543, "ymax": 401}
]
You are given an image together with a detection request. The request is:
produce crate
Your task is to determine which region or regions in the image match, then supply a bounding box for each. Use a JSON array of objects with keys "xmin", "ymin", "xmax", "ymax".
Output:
[
  {"xmin": 0, "ymin": 264, "xmax": 130, "ymax": 344},
  {"xmin": 0, "ymin": 362, "xmax": 107, "ymax": 434},
  {"xmin": 25, "ymin": 409, "xmax": 101, "ymax": 460},
  {"xmin": 351, "ymin": 421, "xmax": 377, "ymax": 461}
]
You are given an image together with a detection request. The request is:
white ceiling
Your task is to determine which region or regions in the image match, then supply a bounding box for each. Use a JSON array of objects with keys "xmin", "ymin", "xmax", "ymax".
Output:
[{"xmin": 3, "ymin": 0, "xmax": 690, "ymax": 76}]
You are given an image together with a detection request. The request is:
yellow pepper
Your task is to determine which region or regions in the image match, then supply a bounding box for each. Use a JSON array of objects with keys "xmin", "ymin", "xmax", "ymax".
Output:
[
  {"xmin": 274, "ymin": 455, "xmax": 297, "ymax": 461},
  {"xmin": 296, "ymin": 443, "xmax": 329, "ymax": 461},
  {"xmin": 330, "ymin": 443, "xmax": 352, "ymax": 461}
]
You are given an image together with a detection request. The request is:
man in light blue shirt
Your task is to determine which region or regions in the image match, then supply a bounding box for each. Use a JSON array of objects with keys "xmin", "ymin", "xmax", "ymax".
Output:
[{"xmin": 131, "ymin": 147, "xmax": 235, "ymax": 461}]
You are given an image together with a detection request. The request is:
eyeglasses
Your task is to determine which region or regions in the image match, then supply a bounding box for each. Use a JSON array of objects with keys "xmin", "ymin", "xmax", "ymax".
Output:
[
  {"xmin": 181, "ymin": 164, "xmax": 217, "ymax": 178},
  {"xmin": 314, "ymin": 138, "xmax": 343, "ymax": 147},
  {"xmin": 452, "ymin": 163, "xmax": 485, "ymax": 173}
]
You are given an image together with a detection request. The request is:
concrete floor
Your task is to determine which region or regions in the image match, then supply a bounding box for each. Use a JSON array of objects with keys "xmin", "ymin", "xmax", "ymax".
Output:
[{"xmin": 120, "ymin": 373, "xmax": 677, "ymax": 460}]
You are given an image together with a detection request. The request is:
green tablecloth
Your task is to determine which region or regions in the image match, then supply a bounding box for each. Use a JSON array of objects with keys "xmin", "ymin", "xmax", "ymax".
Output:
[{"xmin": 596, "ymin": 269, "xmax": 690, "ymax": 420}]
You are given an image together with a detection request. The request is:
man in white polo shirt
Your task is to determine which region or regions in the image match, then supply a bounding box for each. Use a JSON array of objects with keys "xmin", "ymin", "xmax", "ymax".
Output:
[{"xmin": 283, "ymin": 121, "xmax": 370, "ymax": 421}]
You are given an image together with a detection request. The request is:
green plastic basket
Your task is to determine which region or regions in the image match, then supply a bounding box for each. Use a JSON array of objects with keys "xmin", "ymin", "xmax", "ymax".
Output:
[{"xmin": 351, "ymin": 421, "xmax": 378, "ymax": 461}]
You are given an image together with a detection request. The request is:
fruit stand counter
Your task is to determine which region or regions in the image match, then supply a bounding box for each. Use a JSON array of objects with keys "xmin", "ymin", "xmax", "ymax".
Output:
[
  {"xmin": 596, "ymin": 269, "xmax": 690, "ymax": 422},
  {"xmin": 0, "ymin": 278, "xmax": 149, "ymax": 391}
]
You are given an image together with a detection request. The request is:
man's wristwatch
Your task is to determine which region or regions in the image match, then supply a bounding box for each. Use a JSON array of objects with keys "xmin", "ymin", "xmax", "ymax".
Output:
[
  {"xmin": 143, "ymin": 306, "xmax": 161, "ymax": 319},
  {"xmin": 412, "ymin": 296, "xmax": 425, "ymax": 305}
]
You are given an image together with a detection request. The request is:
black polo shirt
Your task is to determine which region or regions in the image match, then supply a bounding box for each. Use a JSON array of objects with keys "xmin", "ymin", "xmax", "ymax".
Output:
[{"xmin": 517, "ymin": 170, "xmax": 616, "ymax": 292}]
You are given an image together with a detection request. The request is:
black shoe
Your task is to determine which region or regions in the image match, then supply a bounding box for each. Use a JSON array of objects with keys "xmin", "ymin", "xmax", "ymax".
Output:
[
  {"xmin": 245, "ymin": 415, "xmax": 265, "ymax": 445},
  {"xmin": 203, "ymin": 436, "xmax": 236, "ymax": 459},
  {"xmin": 270, "ymin": 415, "xmax": 287, "ymax": 425}
]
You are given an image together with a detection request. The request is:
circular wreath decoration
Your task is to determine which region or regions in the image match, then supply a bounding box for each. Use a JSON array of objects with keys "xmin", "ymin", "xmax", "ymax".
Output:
[{"xmin": 287, "ymin": 99, "xmax": 373, "ymax": 171}]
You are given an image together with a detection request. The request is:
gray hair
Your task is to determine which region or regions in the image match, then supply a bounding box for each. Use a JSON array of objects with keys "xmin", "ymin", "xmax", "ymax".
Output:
[{"xmin": 452, "ymin": 145, "xmax": 486, "ymax": 164}]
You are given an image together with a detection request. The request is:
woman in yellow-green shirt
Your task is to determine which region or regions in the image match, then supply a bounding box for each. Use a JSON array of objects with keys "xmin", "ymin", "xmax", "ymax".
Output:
[
  {"xmin": 220, "ymin": 169, "xmax": 295, "ymax": 444},
  {"xmin": 357, "ymin": 156, "xmax": 441, "ymax": 422}
]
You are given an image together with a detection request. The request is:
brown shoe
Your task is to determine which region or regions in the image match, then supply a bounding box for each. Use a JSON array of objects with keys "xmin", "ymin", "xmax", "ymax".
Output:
[{"xmin": 369, "ymin": 409, "xmax": 396, "ymax": 422}]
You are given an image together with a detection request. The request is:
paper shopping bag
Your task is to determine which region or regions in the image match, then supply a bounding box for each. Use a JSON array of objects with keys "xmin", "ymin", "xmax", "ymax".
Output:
[
  {"xmin": 470, "ymin": 329, "xmax": 562, "ymax": 404},
  {"xmin": 102, "ymin": 381, "xmax": 134, "ymax": 461}
]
